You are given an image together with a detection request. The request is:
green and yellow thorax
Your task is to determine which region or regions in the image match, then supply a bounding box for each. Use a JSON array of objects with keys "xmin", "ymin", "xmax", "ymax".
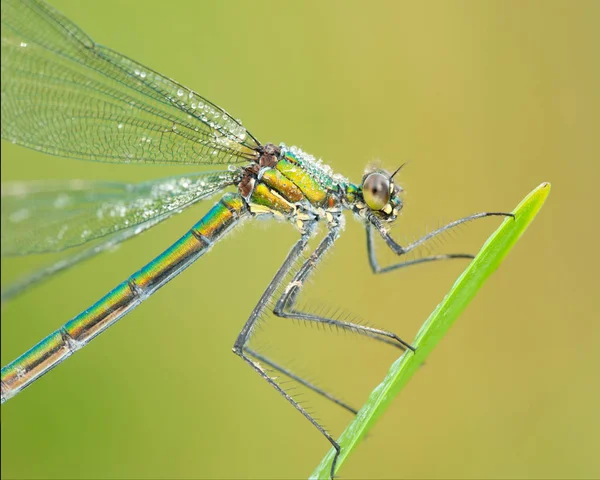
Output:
[{"xmin": 238, "ymin": 143, "xmax": 403, "ymax": 231}]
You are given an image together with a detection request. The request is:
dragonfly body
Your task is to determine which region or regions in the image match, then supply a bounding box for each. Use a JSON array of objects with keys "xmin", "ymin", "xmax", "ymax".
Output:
[
  {"xmin": 1, "ymin": 144, "xmax": 364, "ymax": 403},
  {"xmin": 1, "ymin": 0, "xmax": 511, "ymax": 477}
]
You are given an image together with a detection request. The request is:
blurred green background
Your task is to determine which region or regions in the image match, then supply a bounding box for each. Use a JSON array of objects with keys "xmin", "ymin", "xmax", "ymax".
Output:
[{"xmin": 1, "ymin": 0, "xmax": 598, "ymax": 478}]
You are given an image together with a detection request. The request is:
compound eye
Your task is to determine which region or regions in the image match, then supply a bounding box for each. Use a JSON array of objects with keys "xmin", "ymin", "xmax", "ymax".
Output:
[{"xmin": 363, "ymin": 173, "xmax": 390, "ymax": 211}]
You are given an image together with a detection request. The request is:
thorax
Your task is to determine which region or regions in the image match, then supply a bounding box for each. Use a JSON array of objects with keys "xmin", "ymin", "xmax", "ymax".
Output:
[{"xmin": 238, "ymin": 144, "xmax": 353, "ymax": 232}]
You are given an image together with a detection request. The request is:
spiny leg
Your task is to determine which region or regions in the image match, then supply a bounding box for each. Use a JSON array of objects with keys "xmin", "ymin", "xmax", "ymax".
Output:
[
  {"xmin": 232, "ymin": 224, "xmax": 341, "ymax": 479},
  {"xmin": 273, "ymin": 222, "xmax": 415, "ymax": 352},
  {"xmin": 244, "ymin": 347, "xmax": 358, "ymax": 415},
  {"xmin": 369, "ymin": 211, "xmax": 514, "ymax": 257},
  {"xmin": 366, "ymin": 223, "xmax": 474, "ymax": 274}
]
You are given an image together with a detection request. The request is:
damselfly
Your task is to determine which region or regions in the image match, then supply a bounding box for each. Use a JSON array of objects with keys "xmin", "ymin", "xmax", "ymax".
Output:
[{"xmin": 0, "ymin": 0, "xmax": 512, "ymax": 476}]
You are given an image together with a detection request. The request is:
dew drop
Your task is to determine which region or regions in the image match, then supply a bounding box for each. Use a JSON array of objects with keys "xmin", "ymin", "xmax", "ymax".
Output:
[
  {"xmin": 53, "ymin": 194, "xmax": 70, "ymax": 208},
  {"xmin": 57, "ymin": 225, "xmax": 69, "ymax": 240},
  {"xmin": 9, "ymin": 208, "xmax": 29, "ymax": 223}
]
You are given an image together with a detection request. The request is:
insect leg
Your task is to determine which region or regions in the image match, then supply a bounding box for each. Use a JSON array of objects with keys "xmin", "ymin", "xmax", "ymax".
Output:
[
  {"xmin": 369, "ymin": 211, "xmax": 513, "ymax": 257},
  {"xmin": 244, "ymin": 347, "xmax": 358, "ymax": 415},
  {"xmin": 365, "ymin": 222, "xmax": 474, "ymax": 274},
  {"xmin": 232, "ymin": 223, "xmax": 341, "ymax": 479},
  {"xmin": 273, "ymin": 223, "xmax": 414, "ymax": 352}
]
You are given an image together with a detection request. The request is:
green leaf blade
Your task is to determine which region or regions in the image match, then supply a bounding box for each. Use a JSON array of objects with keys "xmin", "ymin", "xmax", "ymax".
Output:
[{"xmin": 311, "ymin": 182, "xmax": 551, "ymax": 479}]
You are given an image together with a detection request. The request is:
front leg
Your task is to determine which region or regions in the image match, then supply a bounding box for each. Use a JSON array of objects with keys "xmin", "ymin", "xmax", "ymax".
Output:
[
  {"xmin": 366, "ymin": 223, "xmax": 474, "ymax": 274},
  {"xmin": 368, "ymin": 212, "xmax": 514, "ymax": 272}
]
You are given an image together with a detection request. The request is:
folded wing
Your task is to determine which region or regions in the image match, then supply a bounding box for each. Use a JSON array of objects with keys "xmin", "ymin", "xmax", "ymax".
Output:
[
  {"xmin": 1, "ymin": 0, "xmax": 261, "ymax": 166},
  {"xmin": 1, "ymin": 170, "xmax": 241, "ymax": 256}
]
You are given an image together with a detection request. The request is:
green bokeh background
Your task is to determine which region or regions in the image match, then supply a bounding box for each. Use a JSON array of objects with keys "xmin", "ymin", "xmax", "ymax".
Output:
[{"xmin": 1, "ymin": 1, "xmax": 598, "ymax": 479}]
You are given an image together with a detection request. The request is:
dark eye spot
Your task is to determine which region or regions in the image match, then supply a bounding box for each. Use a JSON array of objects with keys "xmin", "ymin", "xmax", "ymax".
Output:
[{"xmin": 363, "ymin": 173, "xmax": 390, "ymax": 211}]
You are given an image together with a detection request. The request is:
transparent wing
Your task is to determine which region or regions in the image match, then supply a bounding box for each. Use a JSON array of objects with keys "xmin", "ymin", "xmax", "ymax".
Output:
[
  {"xmin": 1, "ymin": 169, "xmax": 241, "ymax": 256},
  {"xmin": 1, "ymin": 0, "xmax": 261, "ymax": 166}
]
